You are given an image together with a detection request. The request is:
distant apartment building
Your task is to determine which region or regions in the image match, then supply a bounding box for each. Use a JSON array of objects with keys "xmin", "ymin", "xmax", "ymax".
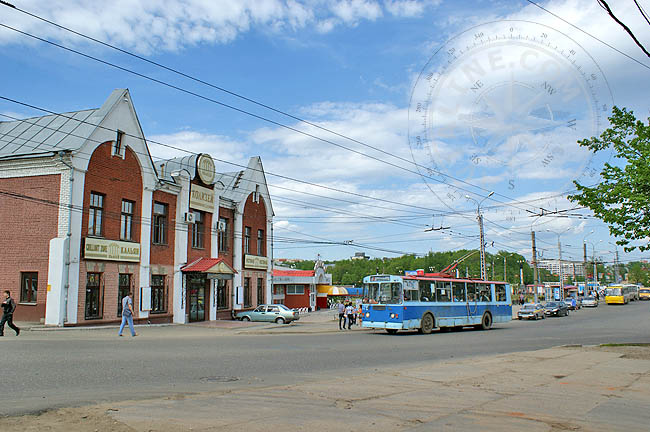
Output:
[
  {"xmin": 351, "ymin": 252, "xmax": 370, "ymax": 260},
  {"xmin": 536, "ymin": 259, "xmax": 585, "ymax": 280}
]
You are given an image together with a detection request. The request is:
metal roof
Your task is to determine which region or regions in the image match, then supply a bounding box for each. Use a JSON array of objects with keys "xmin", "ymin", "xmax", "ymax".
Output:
[{"xmin": 0, "ymin": 89, "xmax": 126, "ymax": 159}]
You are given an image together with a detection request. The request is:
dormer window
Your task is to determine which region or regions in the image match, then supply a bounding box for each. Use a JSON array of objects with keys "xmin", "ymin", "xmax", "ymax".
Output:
[
  {"xmin": 254, "ymin": 184, "xmax": 260, "ymax": 203},
  {"xmin": 113, "ymin": 130, "xmax": 125, "ymax": 157}
]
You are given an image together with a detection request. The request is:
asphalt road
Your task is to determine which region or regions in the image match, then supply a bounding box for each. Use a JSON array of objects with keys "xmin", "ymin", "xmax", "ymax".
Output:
[{"xmin": 1, "ymin": 301, "xmax": 649, "ymax": 416}]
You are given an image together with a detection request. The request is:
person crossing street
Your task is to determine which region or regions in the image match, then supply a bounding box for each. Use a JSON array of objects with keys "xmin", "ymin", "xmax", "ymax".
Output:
[{"xmin": 1, "ymin": 290, "xmax": 20, "ymax": 337}]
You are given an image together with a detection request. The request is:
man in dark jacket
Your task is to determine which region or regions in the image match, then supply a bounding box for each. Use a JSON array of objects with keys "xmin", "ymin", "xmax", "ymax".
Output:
[{"xmin": 1, "ymin": 290, "xmax": 20, "ymax": 336}]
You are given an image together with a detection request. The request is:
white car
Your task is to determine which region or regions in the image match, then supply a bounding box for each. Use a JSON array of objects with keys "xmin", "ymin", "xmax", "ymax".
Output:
[{"xmin": 581, "ymin": 296, "xmax": 598, "ymax": 307}]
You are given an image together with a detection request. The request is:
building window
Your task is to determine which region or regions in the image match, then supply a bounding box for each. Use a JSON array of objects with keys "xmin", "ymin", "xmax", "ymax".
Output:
[
  {"xmin": 85, "ymin": 273, "xmax": 103, "ymax": 320},
  {"xmin": 120, "ymin": 200, "xmax": 135, "ymax": 241},
  {"xmin": 218, "ymin": 217, "xmax": 228, "ymax": 253},
  {"xmin": 88, "ymin": 192, "xmax": 104, "ymax": 236},
  {"xmin": 217, "ymin": 279, "xmax": 228, "ymax": 310},
  {"xmin": 152, "ymin": 202, "xmax": 167, "ymax": 245},
  {"xmin": 191, "ymin": 210, "xmax": 204, "ymax": 249},
  {"xmin": 114, "ymin": 130, "xmax": 124, "ymax": 156},
  {"xmin": 257, "ymin": 278, "xmax": 264, "ymax": 304},
  {"xmin": 257, "ymin": 229, "xmax": 264, "ymax": 256},
  {"xmin": 151, "ymin": 275, "xmax": 166, "ymax": 313},
  {"xmin": 244, "ymin": 277, "xmax": 252, "ymax": 308},
  {"xmin": 274, "ymin": 285, "xmax": 284, "ymax": 295},
  {"xmin": 117, "ymin": 274, "xmax": 131, "ymax": 317},
  {"xmin": 244, "ymin": 226, "xmax": 251, "ymax": 254},
  {"xmin": 20, "ymin": 272, "xmax": 38, "ymax": 303},
  {"xmin": 286, "ymin": 284, "xmax": 305, "ymax": 295}
]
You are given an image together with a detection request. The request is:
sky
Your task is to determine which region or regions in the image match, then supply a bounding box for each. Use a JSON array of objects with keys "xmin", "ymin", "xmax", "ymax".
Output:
[{"xmin": 1, "ymin": 0, "xmax": 649, "ymax": 268}]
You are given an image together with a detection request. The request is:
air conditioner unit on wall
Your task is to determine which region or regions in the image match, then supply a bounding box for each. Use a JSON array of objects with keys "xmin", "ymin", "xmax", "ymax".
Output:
[
  {"xmin": 184, "ymin": 212, "xmax": 195, "ymax": 224},
  {"xmin": 217, "ymin": 220, "xmax": 226, "ymax": 231}
]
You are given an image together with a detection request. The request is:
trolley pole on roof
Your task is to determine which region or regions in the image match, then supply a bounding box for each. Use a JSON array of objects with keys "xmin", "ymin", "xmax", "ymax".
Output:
[{"xmin": 466, "ymin": 191, "xmax": 494, "ymax": 281}]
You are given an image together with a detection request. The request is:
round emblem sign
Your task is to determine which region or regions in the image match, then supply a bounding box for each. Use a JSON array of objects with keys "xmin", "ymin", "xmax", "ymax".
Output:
[
  {"xmin": 196, "ymin": 153, "xmax": 215, "ymax": 185},
  {"xmin": 408, "ymin": 20, "xmax": 613, "ymax": 215}
]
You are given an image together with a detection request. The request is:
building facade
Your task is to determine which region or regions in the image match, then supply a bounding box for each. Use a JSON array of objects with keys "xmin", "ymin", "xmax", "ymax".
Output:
[{"xmin": 0, "ymin": 89, "xmax": 273, "ymax": 326}]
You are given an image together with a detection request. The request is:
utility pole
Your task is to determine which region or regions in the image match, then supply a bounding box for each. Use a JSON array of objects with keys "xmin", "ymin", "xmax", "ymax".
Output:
[
  {"xmin": 479, "ymin": 212, "xmax": 487, "ymax": 280},
  {"xmin": 558, "ymin": 238, "xmax": 564, "ymax": 299},
  {"xmin": 465, "ymin": 191, "xmax": 493, "ymax": 281},
  {"xmin": 531, "ymin": 231, "xmax": 539, "ymax": 303}
]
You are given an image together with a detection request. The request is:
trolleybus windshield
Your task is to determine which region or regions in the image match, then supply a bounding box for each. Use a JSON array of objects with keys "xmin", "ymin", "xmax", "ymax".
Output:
[{"xmin": 365, "ymin": 282, "xmax": 402, "ymax": 304}]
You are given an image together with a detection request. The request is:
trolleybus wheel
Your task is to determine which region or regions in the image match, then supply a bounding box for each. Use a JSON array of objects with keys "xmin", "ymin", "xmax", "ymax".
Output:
[
  {"xmin": 386, "ymin": 329, "xmax": 398, "ymax": 334},
  {"xmin": 420, "ymin": 313, "xmax": 434, "ymax": 334},
  {"xmin": 476, "ymin": 312, "xmax": 492, "ymax": 330}
]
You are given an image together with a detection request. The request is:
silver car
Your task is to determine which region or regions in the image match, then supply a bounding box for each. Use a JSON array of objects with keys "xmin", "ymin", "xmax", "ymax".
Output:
[
  {"xmin": 581, "ymin": 296, "xmax": 598, "ymax": 307},
  {"xmin": 235, "ymin": 304, "xmax": 299, "ymax": 324}
]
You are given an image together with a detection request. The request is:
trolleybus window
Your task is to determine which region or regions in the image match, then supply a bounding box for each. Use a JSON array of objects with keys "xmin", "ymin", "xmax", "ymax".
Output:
[
  {"xmin": 452, "ymin": 282, "xmax": 466, "ymax": 302},
  {"xmin": 467, "ymin": 282, "xmax": 477, "ymax": 301},
  {"xmin": 436, "ymin": 281, "xmax": 451, "ymax": 302},
  {"xmin": 478, "ymin": 283, "xmax": 492, "ymax": 302},
  {"xmin": 367, "ymin": 282, "xmax": 401, "ymax": 304},
  {"xmin": 418, "ymin": 280, "xmax": 433, "ymax": 302},
  {"xmin": 495, "ymin": 284, "xmax": 507, "ymax": 301}
]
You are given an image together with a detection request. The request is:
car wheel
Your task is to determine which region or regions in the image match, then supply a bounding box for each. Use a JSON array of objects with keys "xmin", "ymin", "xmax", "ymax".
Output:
[
  {"xmin": 275, "ymin": 317, "xmax": 285, "ymax": 324},
  {"xmin": 420, "ymin": 313, "xmax": 434, "ymax": 334},
  {"xmin": 518, "ymin": 317, "xmax": 522, "ymax": 320},
  {"xmin": 242, "ymin": 316, "xmax": 251, "ymax": 321},
  {"xmin": 386, "ymin": 329, "xmax": 398, "ymax": 334}
]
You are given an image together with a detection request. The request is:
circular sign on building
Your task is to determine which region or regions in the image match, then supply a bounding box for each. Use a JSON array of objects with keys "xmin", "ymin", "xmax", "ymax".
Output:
[{"xmin": 196, "ymin": 153, "xmax": 215, "ymax": 185}]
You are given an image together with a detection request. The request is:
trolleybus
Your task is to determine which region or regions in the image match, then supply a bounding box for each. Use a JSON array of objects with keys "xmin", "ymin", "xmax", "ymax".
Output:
[{"xmin": 361, "ymin": 274, "xmax": 512, "ymax": 334}]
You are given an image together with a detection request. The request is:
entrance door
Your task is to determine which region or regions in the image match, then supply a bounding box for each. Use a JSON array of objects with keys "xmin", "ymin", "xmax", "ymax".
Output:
[{"xmin": 189, "ymin": 285, "xmax": 205, "ymax": 322}]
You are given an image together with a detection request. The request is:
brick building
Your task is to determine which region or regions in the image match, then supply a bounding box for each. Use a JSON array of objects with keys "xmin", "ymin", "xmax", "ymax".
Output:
[
  {"xmin": 0, "ymin": 89, "xmax": 273, "ymax": 325},
  {"xmin": 272, "ymin": 258, "xmax": 332, "ymax": 310}
]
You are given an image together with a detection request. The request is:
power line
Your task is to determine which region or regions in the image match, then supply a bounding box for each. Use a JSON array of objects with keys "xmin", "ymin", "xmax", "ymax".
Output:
[
  {"xmin": 0, "ymin": 17, "xmax": 544, "ymax": 214},
  {"xmin": 525, "ymin": 0, "xmax": 650, "ymax": 70}
]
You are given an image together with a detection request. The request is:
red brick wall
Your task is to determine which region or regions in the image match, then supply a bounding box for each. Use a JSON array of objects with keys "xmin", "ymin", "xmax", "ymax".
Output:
[
  {"xmin": 150, "ymin": 190, "xmax": 176, "ymax": 266},
  {"xmin": 218, "ymin": 206, "xmax": 234, "ymax": 268},
  {"xmin": 0, "ymin": 174, "xmax": 60, "ymax": 322},
  {"xmin": 78, "ymin": 143, "xmax": 143, "ymax": 324},
  {"xmin": 242, "ymin": 194, "xmax": 267, "ymax": 259},
  {"xmin": 279, "ymin": 284, "xmax": 310, "ymax": 309}
]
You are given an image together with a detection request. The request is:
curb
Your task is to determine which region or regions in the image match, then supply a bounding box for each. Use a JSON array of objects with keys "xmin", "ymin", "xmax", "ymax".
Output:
[{"xmin": 29, "ymin": 323, "xmax": 177, "ymax": 332}]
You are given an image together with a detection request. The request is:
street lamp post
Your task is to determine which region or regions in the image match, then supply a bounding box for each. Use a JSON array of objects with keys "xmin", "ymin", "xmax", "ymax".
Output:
[
  {"xmin": 582, "ymin": 230, "xmax": 594, "ymax": 294},
  {"xmin": 465, "ymin": 191, "xmax": 494, "ymax": 281},
  {"xmin": 547, "ymin": 227, "xmax": 571, "ymax": 300},
  {"xmin": 608, "ymin": 241, "xmax": 620, "ymax": 283},
  {"xmin": 586, "ymin": 240, "xmax": 602, "ymax": 293}
]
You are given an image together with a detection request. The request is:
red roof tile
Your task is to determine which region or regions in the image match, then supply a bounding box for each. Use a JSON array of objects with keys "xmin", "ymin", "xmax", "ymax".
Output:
[
  {"xmin": 181, "ymin": 257, "xmax": 236, "ymax": 273},
  {"xmin": 273, "ymin": 269, "xmax": 314, "ymax": 277}
]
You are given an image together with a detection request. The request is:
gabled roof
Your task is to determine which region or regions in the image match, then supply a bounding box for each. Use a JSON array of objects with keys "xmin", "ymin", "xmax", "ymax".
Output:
[
  {"xmin": 181, "ymin": 257, "xmax": 237, "ymax": 274},
  {"xmin": 0, "ymin": 89, "xmax": 127, "ymax": 159}
]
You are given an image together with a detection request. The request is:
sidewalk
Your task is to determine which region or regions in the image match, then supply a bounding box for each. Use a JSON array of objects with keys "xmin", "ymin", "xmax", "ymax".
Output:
[{"xmin": 3, "ymin": 344, "xmax": 648, "ymax": 431}]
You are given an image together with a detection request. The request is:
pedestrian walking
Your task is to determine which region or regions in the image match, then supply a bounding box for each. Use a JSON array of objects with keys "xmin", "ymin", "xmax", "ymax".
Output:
[
  {"xmin": 338, "ymin": 301, "xmax": 346, "ymax": 330},
  {"xmin": 118, "ymin": 292, "xmax": 137, "ymax": 337},
  {"xmin": 0, "ymin": 290, "xmax": 20, "ymax": 336},
  {"xmin": 345, "ymin": 302, "xmax": 355, "ymax": 330}
]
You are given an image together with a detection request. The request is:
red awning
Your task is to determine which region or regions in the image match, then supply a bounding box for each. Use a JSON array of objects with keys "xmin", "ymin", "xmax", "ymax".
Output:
[{"xmin": 181, "ymin": 257, "xmax": 237, "ymax": 274}]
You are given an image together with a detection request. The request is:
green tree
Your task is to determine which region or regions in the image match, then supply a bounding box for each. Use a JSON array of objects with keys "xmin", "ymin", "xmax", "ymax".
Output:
[{"xmin": 569, "ymin": 107, "xmax": 650, "ymax": 252}]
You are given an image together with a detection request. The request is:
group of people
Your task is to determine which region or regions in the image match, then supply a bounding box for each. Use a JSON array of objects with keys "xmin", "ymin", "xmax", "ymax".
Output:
[{"xmin": 337, "ymin": 301, "xmax": 361, "ymax": 330}]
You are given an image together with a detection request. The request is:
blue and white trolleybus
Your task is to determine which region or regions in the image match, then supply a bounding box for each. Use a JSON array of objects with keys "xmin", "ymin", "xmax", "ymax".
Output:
[{"xmin": 361, "ymin": 274, "xmax": 512, "ymax": 334}]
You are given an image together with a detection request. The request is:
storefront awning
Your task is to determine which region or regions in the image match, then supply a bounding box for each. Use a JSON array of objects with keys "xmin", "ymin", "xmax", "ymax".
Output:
[
  {"xmin": 181, "ymin": 257, "xmax": 237, "ymax": 274},
  {"xmin": 327, "ymin": 286, "xmax": 348, "ymax": 296}
]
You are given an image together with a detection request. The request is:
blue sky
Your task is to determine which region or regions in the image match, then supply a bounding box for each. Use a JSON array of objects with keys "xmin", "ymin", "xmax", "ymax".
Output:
[{"xmin": 1, "ymin": 0, "xmax": 649, "ymax": 270}]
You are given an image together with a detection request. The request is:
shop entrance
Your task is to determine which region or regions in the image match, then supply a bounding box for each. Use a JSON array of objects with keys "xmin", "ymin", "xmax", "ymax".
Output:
[{"xmin": 187, "ymin": 276, "xmax": 206, "ymax": 322}]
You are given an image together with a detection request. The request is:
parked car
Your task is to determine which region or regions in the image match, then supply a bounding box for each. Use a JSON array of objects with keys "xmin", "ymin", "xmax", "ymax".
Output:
[
  {"xmin": 517, "ymin": 303, "xmax": 546, "ymax": 320},
  {"xmin": 581, "ymin": 296, "xmax": 598, "ymax": 307},
  {"xmin": 235, "ymin": 304, "xmax": 299, "ymax": 324},
  {"xmin": 544, "ymin": 301, "xmax": 569, "ymax": 317}
]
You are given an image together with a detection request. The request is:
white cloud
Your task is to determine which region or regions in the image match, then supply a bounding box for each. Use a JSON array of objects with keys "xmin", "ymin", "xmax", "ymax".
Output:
[{"xmin": 0, "ymin": 0, "xmax": 441, "ymax": 54}]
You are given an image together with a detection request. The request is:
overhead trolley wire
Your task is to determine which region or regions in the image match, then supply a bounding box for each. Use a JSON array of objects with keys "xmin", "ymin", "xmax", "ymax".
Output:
[{"xmin": 0, "ymin": 10, "xmax": 549, "ymax": 214}]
